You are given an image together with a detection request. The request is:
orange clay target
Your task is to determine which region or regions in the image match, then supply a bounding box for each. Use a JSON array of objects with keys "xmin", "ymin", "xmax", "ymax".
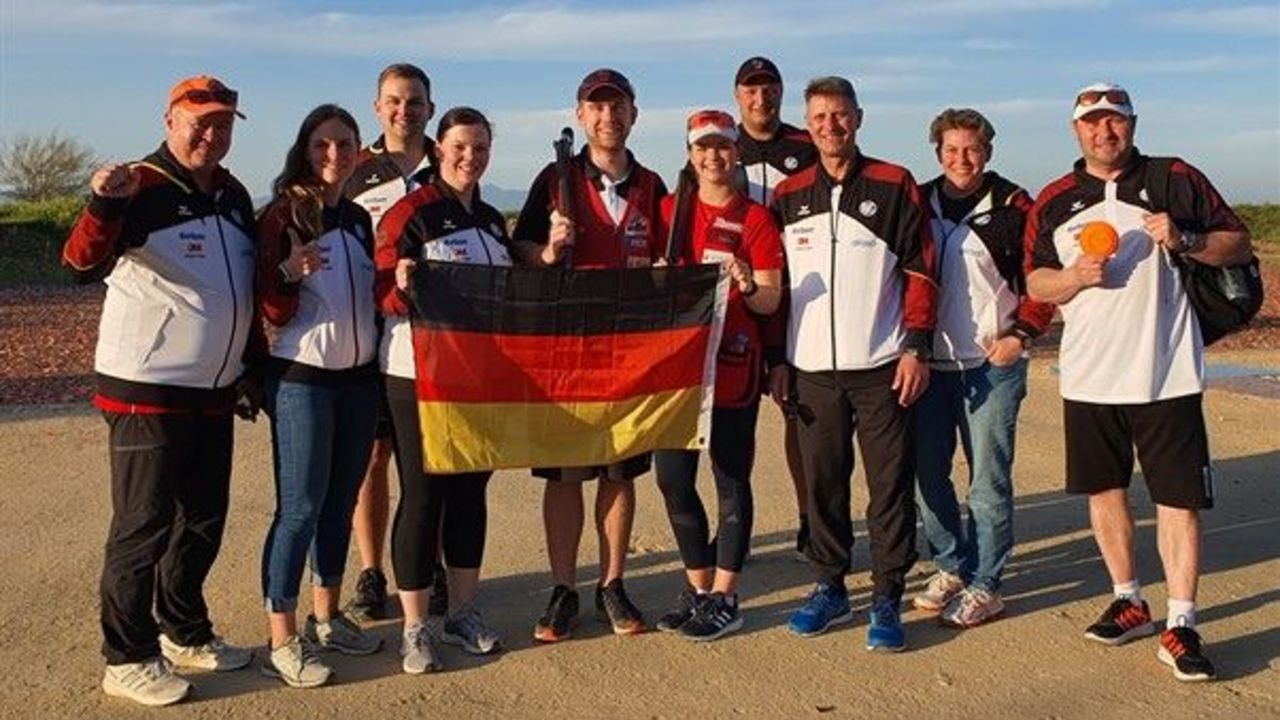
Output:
[{"xmin": 1079, "ymin": 220, "xmax": 1119, "ymax": 257}]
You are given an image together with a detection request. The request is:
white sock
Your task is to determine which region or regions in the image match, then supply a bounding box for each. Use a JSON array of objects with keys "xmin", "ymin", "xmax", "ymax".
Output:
[
  {"xmin": 1167, "ymin": 599, "xmax": 1196, "ymax": 629},
  {"xmin": 1113, "ymin": 580, "xmax": 1142, "ymax": 604}
]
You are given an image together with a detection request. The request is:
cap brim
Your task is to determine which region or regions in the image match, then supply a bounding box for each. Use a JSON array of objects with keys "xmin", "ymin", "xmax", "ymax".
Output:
[
  {"xmin": 737, "ymin": 70, "xmax": 780, "ymax": 85},
  {"xmin": 580, "ymin": 83, "xmax": 632, "ymax": 101},
  {"xmin": 1072, "ymin": 102, "xmax": 1131, "ymax": 121},
  {"xmin": 688, "ymin": 127, "xmax": 738, "ymax": 145}
]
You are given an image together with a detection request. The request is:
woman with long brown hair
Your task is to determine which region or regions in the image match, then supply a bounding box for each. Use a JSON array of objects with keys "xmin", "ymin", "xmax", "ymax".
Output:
[{"xmin": 256, "ymin": 104, "xmax": 381, "ymax": 687}]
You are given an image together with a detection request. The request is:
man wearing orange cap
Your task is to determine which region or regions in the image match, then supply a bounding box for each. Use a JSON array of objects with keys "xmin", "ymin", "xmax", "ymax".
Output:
[
  {"xmin": 62, "ymin": 75, "xmax": 257, "ymax": 706},
  {"xmin": 1026, "ymin": 82, "xmax": 1253, "ymax": 682}
]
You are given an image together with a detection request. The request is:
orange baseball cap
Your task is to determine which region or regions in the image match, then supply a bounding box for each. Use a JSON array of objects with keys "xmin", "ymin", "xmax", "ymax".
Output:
[{"xmin": 167, "ymin": 75, "xmax": 245, "ymax": 119}]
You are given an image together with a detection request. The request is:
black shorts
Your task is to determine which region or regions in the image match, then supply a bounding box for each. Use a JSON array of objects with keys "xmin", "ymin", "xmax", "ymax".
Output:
[
  {"xmin": 1063, "ymin": 394, "xmax": 1213, "ymax": 509},
  {"xmin": 533, "ymin": 453, "xmax": 651, "ymax": 482}
]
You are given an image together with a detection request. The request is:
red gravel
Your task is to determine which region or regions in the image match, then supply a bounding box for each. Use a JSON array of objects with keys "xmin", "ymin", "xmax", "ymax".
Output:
[{"xmin": 1, "ymin": 266, "xmax": 1277, "ymax": 406}]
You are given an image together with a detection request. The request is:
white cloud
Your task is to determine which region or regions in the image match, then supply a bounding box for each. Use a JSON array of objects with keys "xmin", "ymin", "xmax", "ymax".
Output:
[
  {"xmin": 962, "ymin": 38, "xmax": 1024, "ymax": 51},
  {"xmin": 1084, "ymin": 55, "xmax": 1264, "ymax": 75},
  {"xmin": 1144, "ymin": 6, "xmax": 1280, "ymax": 36},
  {"xmin": 4, "ymin": 0, "xmax": 1114, "ymax": 58}
]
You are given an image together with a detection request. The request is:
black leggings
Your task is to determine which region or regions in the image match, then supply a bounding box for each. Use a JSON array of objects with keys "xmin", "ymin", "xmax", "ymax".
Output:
[
  {"xmin": 653, "ymin": 402, "xmax": 759, "ymax": 573},
  {"xmin": 386, "ymin": 376, "xmax": 491, "ymax": 591}
]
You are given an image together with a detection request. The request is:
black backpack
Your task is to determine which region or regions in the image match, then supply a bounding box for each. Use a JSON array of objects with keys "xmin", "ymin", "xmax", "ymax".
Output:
[{"xmin": 1145, "ymin": 157, "xmax": 1263, "ymax": 345}]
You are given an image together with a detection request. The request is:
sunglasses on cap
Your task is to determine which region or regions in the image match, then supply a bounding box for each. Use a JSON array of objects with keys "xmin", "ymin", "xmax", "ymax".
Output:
[
  {"xmin": 687, "ymin": 109, "xmax": 735, "ymax": 130},
  {"xmin": 1075, "ymin": 89, "xmax": 1129, "ymax": 108},
  {"xmin": 174, "ymin": 87, "xmax": 239, "ymax": 107}
]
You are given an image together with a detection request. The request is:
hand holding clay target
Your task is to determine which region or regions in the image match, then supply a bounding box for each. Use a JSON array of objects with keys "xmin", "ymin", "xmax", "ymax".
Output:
[{"xmin": 1078, "ymin": 220, "xmax": 1119, "ymax": 258}]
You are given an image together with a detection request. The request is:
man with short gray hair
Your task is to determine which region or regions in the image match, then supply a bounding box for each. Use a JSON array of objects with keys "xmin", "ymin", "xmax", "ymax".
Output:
[{"xmin": 768, "ymin": 75, "xmax": 936, "ymax": 652}]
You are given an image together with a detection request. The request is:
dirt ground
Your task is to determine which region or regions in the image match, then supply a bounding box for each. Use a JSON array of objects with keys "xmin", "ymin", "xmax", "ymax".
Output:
[{"xmin": 0, "ymin": 347, "xmax": 1276, "ymax": 720}]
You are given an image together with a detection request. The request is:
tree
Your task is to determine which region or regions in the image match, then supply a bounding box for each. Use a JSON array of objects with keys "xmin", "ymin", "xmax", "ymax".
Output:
[{"xmin": 0, "ymin": 132, "xmax": 96, "ymax": 201}]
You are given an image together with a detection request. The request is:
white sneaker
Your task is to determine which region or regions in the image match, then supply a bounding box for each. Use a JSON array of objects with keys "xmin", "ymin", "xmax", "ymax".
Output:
[
  {"xmin": 913, "ymin": 570, "xmax": 965, "ymax": 612},
  {"xmin": 261, "ymin": 635, "xmax": 332, "ymax": 688},
  {"xmin": 160, "ymin": 633, "xmax": 253, "ymax": 671},
  {"xmin": 102, "ymin": 658, "xmax": 191, "ymax": 707},
  {"xmin": 401, "ymin": 619, "xmax": 444, "ymax": 675}
]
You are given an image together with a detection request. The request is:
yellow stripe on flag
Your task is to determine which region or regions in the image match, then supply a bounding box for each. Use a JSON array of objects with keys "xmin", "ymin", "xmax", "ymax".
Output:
[{"xmin": 418, "ymin": 387, "xmax": 706, "ymax": 474}]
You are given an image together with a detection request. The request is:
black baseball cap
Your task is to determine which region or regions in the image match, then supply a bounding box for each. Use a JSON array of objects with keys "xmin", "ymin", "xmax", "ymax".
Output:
[
  {"xmin": 735, "ymin": 56, "xmax": 782, "ymax": 86},
  {"xmin": 577, "ymin": 68, "xmax": 636, "ymax": 102}
]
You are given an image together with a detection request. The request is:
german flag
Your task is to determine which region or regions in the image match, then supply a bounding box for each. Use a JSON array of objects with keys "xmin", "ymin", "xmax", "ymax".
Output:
[{"xmin": 409, "ymin": 262, "xmax": 727, "ymax": 473}]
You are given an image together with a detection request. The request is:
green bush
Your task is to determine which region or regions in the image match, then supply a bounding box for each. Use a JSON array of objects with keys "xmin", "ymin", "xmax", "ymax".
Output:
[
  {"xmin": 0, "ymin": 196, "xmax": 85, "ymax": 229},
  {"xmin": 1234, "ymin": 204, "xmax": 1280, "ymax": 247}
]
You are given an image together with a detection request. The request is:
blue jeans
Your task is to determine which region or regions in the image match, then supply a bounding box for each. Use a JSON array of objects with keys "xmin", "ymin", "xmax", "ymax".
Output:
[
  {"xmin": 914, "ymin": 358, "xmax": 1027, "ymax": 593},
  {"xmin": 261, "ymin": 376, "xmax": 378, "ymax": 612}
]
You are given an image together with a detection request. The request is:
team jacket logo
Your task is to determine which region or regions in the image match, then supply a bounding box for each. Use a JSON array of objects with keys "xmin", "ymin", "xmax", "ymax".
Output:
[
  {"xmin": 1070, "ymin": 200, "xmax": 1086, "ymax": 212},
  {"xmin": 365, "ymin": 174, "xmax": 382, "ymax": 185},
  {"xmin": 711, "ymin": 217, "xmax": 744, "ymax": 233},
  {"xmin": 972, "ymin": 213, "xmax": 991, "ymax": 226},
  {"xmin": 177, "ymin": 205, "xmax": 193, "ymax": 217},
  {"xmin": 443, "ymin": 219, "xmax": 456, "ymax": 231},
  {"xmin": 784, "ymin": 156, "xmax": 798, "ymax": 170},
  {"xmin": 859, "ymin": 200, "xmax": 878, "ymax": 217},
  {"xmin": 624, "ymin": 216, "xmax": 651, "ymax": 248},
  {"xmin": 1139, "ymin": 188, "xmax": 1150, "ymax": 203},
  {"xmin": 797, "ymin": 204, "xmax": 811, "ymax": 217},
  {"xmin": 180, "ymin": 231, "xmax": 206, "ymax": 258}
]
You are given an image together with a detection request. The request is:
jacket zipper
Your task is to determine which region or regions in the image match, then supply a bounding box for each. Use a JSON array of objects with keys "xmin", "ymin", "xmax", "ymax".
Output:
[
  {"xmin": 828, "ymin": 185, "xmax": 841, "ymax": 371},
  {"xmin": 212, "ymin": 208, "xmax": 239, "ymax": 388},
  {"xmin": 339, "ymin": 226, "xmax": 361, "ymax": 368}
]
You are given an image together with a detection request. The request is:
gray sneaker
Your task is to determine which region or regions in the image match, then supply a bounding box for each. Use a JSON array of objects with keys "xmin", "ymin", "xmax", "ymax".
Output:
[
  {"xmin": 261, "ymin": 635, "xmax": 332, "ymax": 688},
  {"xmin": 913, "ymin": 570, "xmax": 965, "ymax": 613},
  {"xmin": 305, "ymin": 613, "xmax": 382, "ymax": 656},
  {"xmin": 940, "ymin": 587, "xmax": 1005, "ymax": 628},
  {"xmin": 442, "ymin": 604, "xmax": 502, "ymax": 655},
  {"xmin": 102, "ymin": 658, "xmax": 190, "ymax": 707},
  {"xmin": 160, "ymin": 633, "xmax": 253, "ymax": 671},
  {"xmin": 401, "ymin": 618, "xmax": 444, "ymax": 674}
]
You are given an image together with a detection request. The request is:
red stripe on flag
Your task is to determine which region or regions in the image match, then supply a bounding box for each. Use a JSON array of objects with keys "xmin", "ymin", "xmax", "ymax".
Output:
[{"xmin": 413, "ymin": 325, "xmax": 711, "ymax": 403}]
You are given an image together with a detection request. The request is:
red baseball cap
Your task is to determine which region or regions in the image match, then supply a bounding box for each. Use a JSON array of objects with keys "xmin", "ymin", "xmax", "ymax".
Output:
[{"xmin": 577, "ymin": 68, "xmax": 635, "ymax": 102}]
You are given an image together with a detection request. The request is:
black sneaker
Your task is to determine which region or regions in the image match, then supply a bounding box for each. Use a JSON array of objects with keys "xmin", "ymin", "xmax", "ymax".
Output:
[
  {"xmin": 347, "ymin": 567, "xmax": 388, "ymax": 621},
  {"xmin": 679, "ymin": 592, "xmax": 743, "ymax": 642},
  {"xmin": 427, "ymin": 563, "xmax": 448, "ymax": 618},
  {"xmin": 1084, "ymin": 598, "xmax": 1156, "ymax": 646},
  {"xmin": 595, "ymin": 578, "xmax": 646, "ymax": 635},
  {"xmin": 1158, "ymin": 626, "xmax": 1216, "ymax": 682},
  {"xmin": 533, "ymin": 585, "xmax": 579, "ymax": 643},
  {"xmin": 655, "ymin": 588, "xmax": 702, "ymax": 633}
]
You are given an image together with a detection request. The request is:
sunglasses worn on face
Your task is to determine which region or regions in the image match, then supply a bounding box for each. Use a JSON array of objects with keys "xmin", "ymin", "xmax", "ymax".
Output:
[
  {"xmin": 1075, "ymin": 89, "xmax": 1129, "ymax": 108},
  {"xmin": 177, "ymin": 88, "xmax": 239, "ymax": 107}
]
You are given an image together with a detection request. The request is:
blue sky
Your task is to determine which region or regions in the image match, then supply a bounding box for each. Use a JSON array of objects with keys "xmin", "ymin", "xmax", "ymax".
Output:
[{"xmin": 2, "ymin": 0, "xmax": 1277, "ymax": 207}]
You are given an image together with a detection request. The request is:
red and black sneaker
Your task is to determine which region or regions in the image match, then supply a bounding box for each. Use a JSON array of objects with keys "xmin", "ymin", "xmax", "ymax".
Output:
[
  {"xmin": 1083, "ymin": 598, "xmax": 1156, "ymax": 646},
  {"xmin": 1158, "ymin": 626, "xmax": 1216, "ymax": 682},
  {"xmin": 596, "ymin": 578, "xmax": 646, "ymax": 635},
  {"xmin": 533, "ymin": 585, "xmax": 579, "ymax": 643}
]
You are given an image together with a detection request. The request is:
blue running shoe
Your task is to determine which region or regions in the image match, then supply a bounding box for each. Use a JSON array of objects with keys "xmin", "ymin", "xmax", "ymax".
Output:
[
  {"xmin": 865, "ymin": 597, "xmax": 906, "ymax": 652},
  {"xmin": 787, "ymin": 583, "xmax": 852, "ymax": 637}
]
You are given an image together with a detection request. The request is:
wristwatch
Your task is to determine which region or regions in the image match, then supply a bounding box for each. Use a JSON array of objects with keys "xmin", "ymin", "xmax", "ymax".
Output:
[
  {"xmin": 740, "ymin": 278, "xmax": 759, "ymax": 297},
  {"xmin": 1012, "ymin": 329, "xmax": 1034, "ymax": 350}
]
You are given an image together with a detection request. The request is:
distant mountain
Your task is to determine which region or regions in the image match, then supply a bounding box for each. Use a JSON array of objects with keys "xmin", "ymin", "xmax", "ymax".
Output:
[{"xmin": 481, "ymin": 184, "xmax": 527, "ymax": 214}]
